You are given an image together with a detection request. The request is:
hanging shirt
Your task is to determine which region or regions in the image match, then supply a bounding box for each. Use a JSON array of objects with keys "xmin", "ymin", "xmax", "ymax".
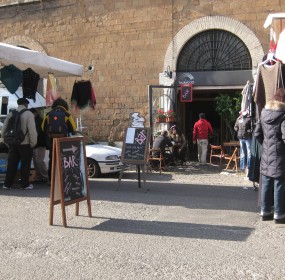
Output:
[
  {"xmin": 253, "ymin": 61, "xmax": 284, "ymax": 117},
  {"xmin": 22, "ymin": 68, "xmax": 40, "ymax": 101},
  {"xmin": 46, "ymin": 73, "xmax": 59, "ymax": 107},
  {"xmin": 71, "ymin": 80, "xmax": 96, "ymax": 110},
  {"xmin": 0, "ymin": 64, "xmax": 22, "ymax": 94}
]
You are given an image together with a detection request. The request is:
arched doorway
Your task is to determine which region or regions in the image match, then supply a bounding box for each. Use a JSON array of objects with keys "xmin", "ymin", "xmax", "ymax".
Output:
[
  {"xmin": 175, "ymin": 29, "xmax": 252, "ymax": 153},
  {"xmin": 161, "ymin": 16, "xmax": 264, "ymax": 159}
]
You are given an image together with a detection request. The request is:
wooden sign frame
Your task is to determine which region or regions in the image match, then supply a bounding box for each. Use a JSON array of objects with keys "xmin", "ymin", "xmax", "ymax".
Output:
[
  {"xmin": 180, "ymin": 84, "xmax": 193, "ymax": 102},
  {"xmin": 121, "ymin": 127, "xmax": 150, "ymax": 165},
  {"xmin": 49, "ymin": 136, "xmax": 92, "ymax": 227}
]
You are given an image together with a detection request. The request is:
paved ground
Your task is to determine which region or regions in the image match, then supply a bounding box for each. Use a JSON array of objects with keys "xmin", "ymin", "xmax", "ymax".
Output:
[{"xmin": 0, "ymin": 162, "xmax": 284, "ymax": 280}]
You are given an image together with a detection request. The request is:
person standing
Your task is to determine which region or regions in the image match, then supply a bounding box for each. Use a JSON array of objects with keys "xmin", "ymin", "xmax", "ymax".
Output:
[
  {"xmin": 193, "ymin": 113, "xmax": 213, "ymax": 164},
  {"xmin": 30, "ymin": 108, "xmax": 48, "ymax": 183},
  {"xmin": 254, "ymin": 88, "xmax": 285, "ymax": 224},
  {"xmin": 42, "ymin": 98, "xmax": 76, "ymax": 180},
  {"xmin": 2, "ymin": 98, "xmax": 37, "ymax": 190},
  {"xmin": 234, "ymin": 110, "xmax": 252, "ymax": 175}
]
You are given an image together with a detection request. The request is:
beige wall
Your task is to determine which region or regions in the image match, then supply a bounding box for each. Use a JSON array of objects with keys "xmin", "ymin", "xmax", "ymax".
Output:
[{"xmin": 0, "ymin": 0, "xmax": 283, "ymax": 141}]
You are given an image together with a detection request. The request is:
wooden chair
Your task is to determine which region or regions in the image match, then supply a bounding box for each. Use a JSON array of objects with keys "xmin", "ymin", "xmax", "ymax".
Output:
[
  {"xmin": 147, "ymin": 148, "xmax": 165, "ymax": 174},
  {"xmin": 224, "ymin": 147, "xmax": 240, "ymax": 173},
  {"xmin": 209, "ymin": 144, "xmax": 226, "ymax": 170}
]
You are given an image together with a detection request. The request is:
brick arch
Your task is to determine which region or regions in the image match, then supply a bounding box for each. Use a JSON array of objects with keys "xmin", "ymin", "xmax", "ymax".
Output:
[
  {"xmin": 164, "ymin": 16, "xmax": 264, "ymax": 73},
  {"xmin": 3, "ymin": 35, "xmax": 47, "ymax": 54}
]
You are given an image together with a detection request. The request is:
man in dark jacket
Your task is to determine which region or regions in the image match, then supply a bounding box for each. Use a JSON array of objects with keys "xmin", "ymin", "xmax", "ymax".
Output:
[
  {"xmin": 234, "ymin": 110, "xmax": 252, "ymax": 175},
  {"xmin": 254, "ymin": 88, "xmax": 285, "ymax": 224},
  {"xmin": 152, "ymin": 130, "xmax": 173, "ymax": 165},
  {"xmin": 2, "ymin": 98, "xmax": 37, "ymax": 190}
]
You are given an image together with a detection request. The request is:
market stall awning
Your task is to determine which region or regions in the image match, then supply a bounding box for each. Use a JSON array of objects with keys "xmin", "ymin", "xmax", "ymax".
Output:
[{"xmin": 0, "ymin": 43, "xmax": 83, "ymax": 78}]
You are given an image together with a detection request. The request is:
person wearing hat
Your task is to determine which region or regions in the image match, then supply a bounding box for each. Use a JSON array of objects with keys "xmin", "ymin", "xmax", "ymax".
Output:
[
  {"xmin": 1, "ymin": 98, "xmax": 37, "ymax": 190},
  {"xmin": 234, "ymin": 109, "xmax": 252, "ymax": 176},
  {"xmin": 193, "ymin": 113, "xmax": 213, "ymax": 164}
]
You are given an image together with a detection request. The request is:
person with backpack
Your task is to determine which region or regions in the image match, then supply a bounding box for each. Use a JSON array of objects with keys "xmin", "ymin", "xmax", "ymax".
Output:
[
  {"xmin": 1, "ymin": 98, "xmax": 37, "ymax": 190},
  {"xmin": 41, "ymin": 98, "xmax": 76, "ymax": 180}
]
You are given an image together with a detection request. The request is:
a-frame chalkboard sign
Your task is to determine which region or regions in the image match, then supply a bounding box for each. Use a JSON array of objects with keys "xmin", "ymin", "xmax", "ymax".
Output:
[
  {"xmin": 49, "ymin": 136, "xmax": 92, "ymax": 227},
  {"xmin": 118, "ymin": 127, "xmax": 150, "ymax": 190},
  {"xmin": 121, "ymin": 127, "xmax": 150, "ymax": 165}
]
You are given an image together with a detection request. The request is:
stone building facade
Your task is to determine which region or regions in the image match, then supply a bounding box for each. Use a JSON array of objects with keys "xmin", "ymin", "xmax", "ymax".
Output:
[{"xmin": 0, "ymin": 0, "xmax": 284, "ymax": 141}]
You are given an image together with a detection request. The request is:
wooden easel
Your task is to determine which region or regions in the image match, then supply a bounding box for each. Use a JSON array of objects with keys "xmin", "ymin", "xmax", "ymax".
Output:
[{"xmin": 49, "ymin": 137, "xmax": 92, "ymax": 227}]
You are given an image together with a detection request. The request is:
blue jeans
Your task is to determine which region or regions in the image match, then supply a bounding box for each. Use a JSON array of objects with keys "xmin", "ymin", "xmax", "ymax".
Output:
[
  {"xmin": 239, "ymin": 138, "xmax": 252, "ymax": 171},
  {"xmin": 261, "ymin": 175, "xmax": 285, "ymax": 219}
]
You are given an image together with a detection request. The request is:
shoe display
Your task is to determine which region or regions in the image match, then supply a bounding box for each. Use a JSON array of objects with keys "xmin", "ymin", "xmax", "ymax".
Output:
[
  {"xmin": 261, "ymin": 214, "xmax": 273, "ymax": 221},
  {"xmin": 274, "ymin": 218, "xmax": 285, "ymax": 224},
  {"xmin": 20, "ymin": 184, "xmax": 33, "ymax": 190},
  {"xmin": 2, "ymin": 185, "xmax": 11, "ymax": 190}
]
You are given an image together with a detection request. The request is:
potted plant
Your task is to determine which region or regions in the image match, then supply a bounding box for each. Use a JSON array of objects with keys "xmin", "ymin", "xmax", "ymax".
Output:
[
  {"xmin": 166, "ymin": 110, "xmax": 176, "ymax": 123},
  {"xmin": 155, "ymin": 109, "xmax": 167, "ymax": 123}
]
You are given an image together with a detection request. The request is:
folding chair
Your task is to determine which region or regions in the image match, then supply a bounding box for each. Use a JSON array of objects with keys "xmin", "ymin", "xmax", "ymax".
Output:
[
  {"xmin": 147, "ymin": 148, "xmax": 165, "ymax": 174},
  {"xmin": 224, "ymin": 147, "xmax": 240, "ymax": 173}
]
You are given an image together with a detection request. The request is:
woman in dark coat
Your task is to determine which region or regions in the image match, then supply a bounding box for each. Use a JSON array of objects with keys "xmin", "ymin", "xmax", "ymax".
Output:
[{"xmin": 254, "ymin": 88, "xmax": 285, "ymax": 224}]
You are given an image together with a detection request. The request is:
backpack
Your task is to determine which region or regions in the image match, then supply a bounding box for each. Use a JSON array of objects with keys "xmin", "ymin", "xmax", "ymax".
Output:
[
  {"xmin": 3, "ymin": 109, "xmax": 28, "ymax": 146},
  {"xmin": 47, "ymin": 108, "xmax": 69, "ymax": 138}
]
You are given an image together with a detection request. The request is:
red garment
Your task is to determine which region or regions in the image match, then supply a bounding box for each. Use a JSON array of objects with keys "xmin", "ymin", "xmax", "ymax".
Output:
[{"xmin": 193, "ymin": 119, "xmax": 213, "ymax": 141}]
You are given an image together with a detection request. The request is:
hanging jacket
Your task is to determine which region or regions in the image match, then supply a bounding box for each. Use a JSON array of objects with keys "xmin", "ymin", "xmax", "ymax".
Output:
[{"xmin": 254, "ymin": 100, "xmax": 285, "ymax": 178}]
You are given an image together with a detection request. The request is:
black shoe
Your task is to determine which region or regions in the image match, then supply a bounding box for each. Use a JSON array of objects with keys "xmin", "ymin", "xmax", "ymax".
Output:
[
  {"xmin": 261, "ymin": 214, "xmax": 273, "ymax": 221},
  {"xmin": 274, "ymin": 218, "xmax": 285, "ymax": 224}
]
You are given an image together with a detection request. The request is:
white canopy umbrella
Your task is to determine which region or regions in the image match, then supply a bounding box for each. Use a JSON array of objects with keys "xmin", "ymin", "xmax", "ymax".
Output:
[{"xmin": 0, "ymin": 42, "xmax": 83, "ymax": 78}]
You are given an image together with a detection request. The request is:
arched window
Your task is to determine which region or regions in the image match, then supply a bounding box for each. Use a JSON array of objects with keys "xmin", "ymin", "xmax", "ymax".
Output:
[{"xmin": 177, "ymin": 29, "xmax": 252, "ymax": 72}]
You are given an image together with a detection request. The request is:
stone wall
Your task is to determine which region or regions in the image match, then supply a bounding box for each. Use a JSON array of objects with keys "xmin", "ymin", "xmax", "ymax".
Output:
[{"xmin": 0, "ymin": 0, "xmax": 284, "ymax": 141}]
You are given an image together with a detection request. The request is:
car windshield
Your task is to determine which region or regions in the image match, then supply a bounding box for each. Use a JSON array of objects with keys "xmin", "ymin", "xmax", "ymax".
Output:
[{"xmin": 75, "ymin": 131, "xmax": 100, "ymax": 145}]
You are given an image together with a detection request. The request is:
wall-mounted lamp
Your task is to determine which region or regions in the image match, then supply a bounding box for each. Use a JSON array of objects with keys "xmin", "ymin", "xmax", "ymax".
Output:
[{"xmin": 164, "ymin": 65, "xmax": 172, "ymax": 79}]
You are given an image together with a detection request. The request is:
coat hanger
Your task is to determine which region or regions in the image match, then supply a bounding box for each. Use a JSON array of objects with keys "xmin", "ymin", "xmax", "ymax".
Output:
[{"xmin": 258, "ymin": 52, "xmax": 277, "ymax": 67}]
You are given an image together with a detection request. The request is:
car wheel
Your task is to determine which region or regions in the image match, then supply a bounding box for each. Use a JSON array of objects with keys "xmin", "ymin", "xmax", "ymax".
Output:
[{"xmin": 87, "ymin": 158, "xmax": 100, "ymax": 178}]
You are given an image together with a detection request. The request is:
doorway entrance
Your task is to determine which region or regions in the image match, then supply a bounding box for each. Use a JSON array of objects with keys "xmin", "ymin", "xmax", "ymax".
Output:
[{"xmin": 177, "ymin": 87, "xmax": 241, "ymax": 160}]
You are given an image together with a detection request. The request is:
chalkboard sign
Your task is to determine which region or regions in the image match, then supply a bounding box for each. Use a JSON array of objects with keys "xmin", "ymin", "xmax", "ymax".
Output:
[
  {"xmin": 180, "ymin": 84, "xmax": 193, "ymax": 102},
  {"xmin": 50, "ymin": 136, "xmax": 92, "ymax": 227},
  {"xmin": 121, "ymin": 127, "xmax": 150, "ymax": 164}
]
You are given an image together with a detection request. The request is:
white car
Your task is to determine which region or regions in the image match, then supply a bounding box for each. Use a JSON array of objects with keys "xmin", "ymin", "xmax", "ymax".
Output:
[
  {"xmin": 33, "ymin": 140, "xmax": 124, "ymax": 179},
  {"xmin": 77, "ymin": 132, "xmax": 124, "ymax": 178}
]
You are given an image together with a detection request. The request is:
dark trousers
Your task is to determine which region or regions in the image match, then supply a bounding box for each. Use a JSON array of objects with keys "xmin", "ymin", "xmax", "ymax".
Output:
[
  {"xmin": 5, "ymin": 144, "xmax": 33, "ymax": 188},
  {"xmin": 173, "ymin": 146, "xmax": 187, "ymax": 162}
]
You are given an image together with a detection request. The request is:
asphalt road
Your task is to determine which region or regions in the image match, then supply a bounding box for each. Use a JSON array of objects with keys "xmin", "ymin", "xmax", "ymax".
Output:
[{"xmin": 0, "ymin": 165, "xmax": 284, "ymax": 280}]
